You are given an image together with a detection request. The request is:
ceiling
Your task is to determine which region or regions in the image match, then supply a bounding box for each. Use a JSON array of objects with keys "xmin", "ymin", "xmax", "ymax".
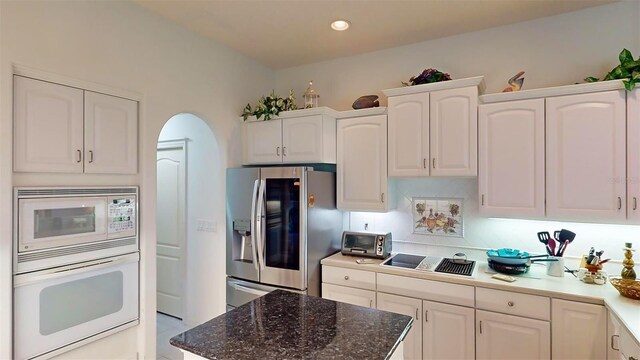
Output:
[{"xmin": 134, "ymin": 0, "xmax": 616, "ymax": 69}]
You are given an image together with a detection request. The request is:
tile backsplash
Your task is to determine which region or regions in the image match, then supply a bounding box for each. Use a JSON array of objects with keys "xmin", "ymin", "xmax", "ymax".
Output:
[{"xmin": 348, "ymin": 178, "xmax": 639, "ymax": 262}]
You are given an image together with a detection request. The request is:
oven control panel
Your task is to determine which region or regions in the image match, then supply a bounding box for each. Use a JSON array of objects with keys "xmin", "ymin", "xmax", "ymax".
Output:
[{"xmin": 108, "ymin": 197, "xmax": 136, "ymax": 233}]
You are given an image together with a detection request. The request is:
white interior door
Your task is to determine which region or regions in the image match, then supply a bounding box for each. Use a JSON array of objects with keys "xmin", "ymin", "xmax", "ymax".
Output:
[{"xmin": 156, "ymin": 141, "xmax": 186, "ymax": 319}]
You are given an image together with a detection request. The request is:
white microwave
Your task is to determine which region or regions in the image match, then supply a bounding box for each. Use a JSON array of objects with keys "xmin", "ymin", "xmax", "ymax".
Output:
[{"xmin": 14, "ymin": 187, "xmax": 138, "ymax": 274}]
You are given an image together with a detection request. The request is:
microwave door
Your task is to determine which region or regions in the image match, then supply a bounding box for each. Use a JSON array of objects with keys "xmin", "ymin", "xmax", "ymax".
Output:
[
  {"xmin": 226, "ymin": 168, "xmax": 260, "ymax": 283},
  {"xmin": 258, "ymin": 167, "xmax": 307, "ymax": 290}
]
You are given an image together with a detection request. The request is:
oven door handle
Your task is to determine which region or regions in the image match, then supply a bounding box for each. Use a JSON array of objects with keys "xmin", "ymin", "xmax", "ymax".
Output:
[
  {"xmin": 250, "ymin": 179, "xmax": 260, "ymax": 272},
  {"xmin": 14, "ymin": 252, "xmax": 139, "ymax": 287}
]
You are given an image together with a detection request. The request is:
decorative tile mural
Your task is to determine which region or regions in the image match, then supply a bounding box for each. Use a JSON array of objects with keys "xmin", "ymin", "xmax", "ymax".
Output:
[{"xmin": 412, "ymin": 197, "xmax": 463, "ymax": 237}]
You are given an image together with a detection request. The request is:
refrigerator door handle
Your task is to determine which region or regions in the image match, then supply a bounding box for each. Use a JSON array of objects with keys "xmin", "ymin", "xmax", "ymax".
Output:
[
  {"xmin": 228, "ymin": 281, "xmax": 271, "ymax": 297},
  {"xmin": 256, "ymin": 179, "xmax": 266, "ymax": 270},
  {"xmin": 250, "ymin": 179, "xmax": 260, "ymax": 272}
]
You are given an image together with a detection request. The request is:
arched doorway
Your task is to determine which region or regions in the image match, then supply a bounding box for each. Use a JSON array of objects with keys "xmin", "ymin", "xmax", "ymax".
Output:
[{"xmin": 155, "ymin": 113, "xmax": 222, "ymax": 359}]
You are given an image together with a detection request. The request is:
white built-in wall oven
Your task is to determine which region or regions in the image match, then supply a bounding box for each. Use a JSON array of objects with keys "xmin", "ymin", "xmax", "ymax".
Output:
[{"xmin": 13, "ymin": 187, "xmax": 139, "ymax": 360}]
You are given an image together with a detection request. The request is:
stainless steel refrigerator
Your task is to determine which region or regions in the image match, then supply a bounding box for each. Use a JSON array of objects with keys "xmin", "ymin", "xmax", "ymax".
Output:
[{"xmin": 226, "ymin": 166, "xmax": 343, "ymax": 309}]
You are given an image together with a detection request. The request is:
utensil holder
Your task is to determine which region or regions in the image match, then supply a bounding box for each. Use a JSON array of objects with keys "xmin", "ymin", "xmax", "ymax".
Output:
[{"xmin": 547, "ymin": 257, "xmax": 565, "ymax": 277}]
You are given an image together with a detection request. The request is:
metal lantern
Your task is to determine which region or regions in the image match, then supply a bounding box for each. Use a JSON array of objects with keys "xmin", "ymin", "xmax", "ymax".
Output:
[{"xmin": 303, "ymin": 81, "xmax": 319, "ymax": 109}]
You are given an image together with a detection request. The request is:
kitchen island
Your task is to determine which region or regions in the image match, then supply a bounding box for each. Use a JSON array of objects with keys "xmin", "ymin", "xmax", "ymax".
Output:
[{"xmin": 170, "ymin": 290, "xmax": 412, "ymax": 360}]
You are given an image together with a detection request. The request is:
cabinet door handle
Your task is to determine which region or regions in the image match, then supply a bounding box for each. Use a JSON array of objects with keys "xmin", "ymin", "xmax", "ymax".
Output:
[
  {"xmin": 381, "ymin": 193, "xmax": 385, "ymax": 203},
  {"xmin": 634, "ymin": 197, "xmax": 637, "ymax": 211},
  {"xmin": 276, "ymin": 147, "xmax": 280, "ymax": 156},
  {"xmin": 344, "ymin": 275, "xmax": 349, "ymax": 280},
  {"xmin": 481, "ymin": 194, "xmax": 485, "ymax": 206},
  {"xmin": 507, "ymin": 301, "xmax": 514, "ymax": 307},
  {"xmin": 423, "ymin": 158, "xmax": 427, "ymax": 169},
  {"xmin": 611, "ymin": 334, "xmax": 620, "ymax": 351},
  {"xmin": 618, "ymin": 197, "xmax": 622, "ymax": 210},
  {"xmin": 369, "ymin": 299, "xmax": 373, "ymax": 308},
  {"xmin": 415, "ymin": 308, "xmax": 419, "ymax": 320},
  {"xmin": 88, "ymin": 150, "xmax": 94, "ymax": 163},
  {"xmin": 424, "ymin": 310, "xmax": 428, "ymax": 322},
  {"xmin": 283, "ymin": 146, "xmax": 287, "ymax": 156},
  {"xmin": 432, "ymin": 158, "xmax": 436, "ymax": 169},
  {"xmin": 479, "ymin": 320, "xmax": 483, "ymax": 334},
  {"xmin": 76, "ymin": 149, "xmax": 82, "ymax": 163}
]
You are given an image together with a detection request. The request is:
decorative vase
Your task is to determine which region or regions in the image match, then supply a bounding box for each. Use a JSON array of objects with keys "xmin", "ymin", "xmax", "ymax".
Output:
[{"xmin": 621, "ymin": 242, "xmax": 636, "ymax": 280}]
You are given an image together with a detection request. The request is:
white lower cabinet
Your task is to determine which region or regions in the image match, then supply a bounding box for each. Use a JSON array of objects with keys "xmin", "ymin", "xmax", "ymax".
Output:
[
  {"xmin": 609, "ymin": 310, "xmax": 640, "ymax": 360},
  {"xmin": 552, "ymin": 299, "xmax": 606, "ymax": 360},
  {"xmin": 377, "ymin": 293, "xmax": 422, "ymax": 360},
  {"xmin": 423, "ymin": 300, "xmax": 475, "ymax": 360},
  {"xmin": 476, "ymin": 310, "xmax": 550, "ymax": 360},
  {"xmin": 321, "ymin": 283, "xmax": 375, "ymax": 308}
]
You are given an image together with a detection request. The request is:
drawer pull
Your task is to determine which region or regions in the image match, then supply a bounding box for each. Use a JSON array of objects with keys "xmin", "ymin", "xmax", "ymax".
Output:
[
  {"xmin": 507, "ymin": 301, "xmax": 514, "ymax": 307},
  {"xmin": 611, "ymin": 335, "xmax": 620, "ymax": 351},
  {"xmin": 344, "ymin": 275, "xmax": 349, "ymax": 280}
]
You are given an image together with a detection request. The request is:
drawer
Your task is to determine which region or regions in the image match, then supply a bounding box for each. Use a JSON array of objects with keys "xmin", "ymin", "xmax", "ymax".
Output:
[
  {"xmin": 322, "ymin": 265, "xmax": 376, "ymax": 290},
  {"xmin": 377, "ymin": 273, "xmax": 474, "ymax": 307},
  {"xmin": 476, "ymin": 287, "xmax": 550, "ymax": 321},
  {"xmin": 322, "ymin": 283, "xmax": 376, "ymax": 308}
]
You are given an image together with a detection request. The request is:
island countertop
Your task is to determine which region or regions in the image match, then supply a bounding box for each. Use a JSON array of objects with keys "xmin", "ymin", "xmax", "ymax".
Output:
[{"xmin": 170, "ymin": 290, "xmax": 413, "ymax": 360}]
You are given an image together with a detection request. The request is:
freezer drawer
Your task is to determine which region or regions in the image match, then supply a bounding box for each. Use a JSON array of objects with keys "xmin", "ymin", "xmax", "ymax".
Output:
[{"xmin": 226, "ymin": 277, "xmax": 305, "ymax": 308}]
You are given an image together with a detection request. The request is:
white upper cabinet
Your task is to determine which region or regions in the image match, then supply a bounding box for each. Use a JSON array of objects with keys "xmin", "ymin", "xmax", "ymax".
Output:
[
  {"xmin": 478, "ymin": 99, "xmax": 545, "ymax": 218},
  {"xmin": 242, "ymin": 119, "xmax": 283, "ymax": 164},
  {"xmin": 430, "ymin": 86, "xmax": 478, "ymax": 176},
  {"xmin": 242, "ymin": 109, "xmax": 337, "ymax": 165},
  {"xmin": 388, "ymin": 93, "xmax": 430, "ymax": 176},
  {"xmin": 14, "ymin": 76, "xmax": 84, "ymax": 173},
  {"xmin": 546, "ymin": 90, "xmax": 626, "ymax": 221},
  {"xmin": 628, "ymin": 89, "xmax": 640, "ymax": 223},
  {"xmin": 337, "ymin": 114, "xmax": 389, "ymax": 211},
  {"xmin": 84, "ymin": 91, "xmax": 138, "ymax": 174},
  {"xmin": 14, "ymin": 75, "xmax": 138, "ymax": 174},
  {"xmin": 384, "ymin": 77, "xmax": 484, "ymax": 178}
]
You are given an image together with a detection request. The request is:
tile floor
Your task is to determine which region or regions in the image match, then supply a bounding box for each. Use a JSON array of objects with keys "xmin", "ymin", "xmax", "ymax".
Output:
[{"xmin": 157, "ymin": 312, "xmax": 190, "ymax": 360}]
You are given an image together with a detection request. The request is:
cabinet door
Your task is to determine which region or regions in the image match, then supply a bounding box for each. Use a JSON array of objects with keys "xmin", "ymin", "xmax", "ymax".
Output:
[
  {"xmin": 388, "ymin": 93, "xmax": 429, "ymax": 176},
  {"xmin": 552, "ymin": 299, "xmax": 606, "ymax": 360},
  {"xmin": 430, "ymin": 86, "xmax": 478, "ymax": 176},
  {"xmin": 84, "ymin": 91, "xmax": 138, "ymax": 174},
  {"xmin": 478, "ymin": 99, "xmax": 545, "ymax": 218},
  {"xmin": 337, "ymin": 115, "xmax": 388, "ymax": 211},
  {"xmin": 376, "ymin": 293, "xmax": 422, "ymax": 360},
  {"xmin": 14, "ymin": 76, "xmax": 84, "ymax": 173},
  {"xmin": 282, "ymin": 115, "xmax": 324, "ymax": 163},
  {"xmin": 546, "ymin": 91, "xmax": 626, "ymax": 221},
  {"xmin": 628, "ymin": 89, "xmax": 640, "ymax": 223},
  {"xmin": 242, "ymin": 119, "xmax": 282, "ymax": 164},
  {"xmin": 423, "ymin": 300, "xmax": 474, "ymax": 360},
  {"xmin": 321, "ymin": 283, "xmax": 375, "ymax": 308},
  {"xmin": 608, "ymin": 311, "xmax": 624, "ymax": 360},
  {"xmin": 476, "ymin": 310, "xmax": 550, "ymax": 360}
]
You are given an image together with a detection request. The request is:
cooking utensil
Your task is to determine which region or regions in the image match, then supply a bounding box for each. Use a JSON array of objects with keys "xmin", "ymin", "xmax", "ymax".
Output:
[
  {"xmin": 537, "ymin": 232, "xmax": 554, "ymax": 255},
  {"xmin": 554, "ymin": 230, "xmax": 560, "ymax": 241},
  {"xmin": 556, "ymin": 229, "xmax": 576, "ymax": 256},
  {"xmin": 488, "ymin": 259, "xmax": 530, "ymax": 275},
  {"xmin": 558, "ymin": 240, "xmax": 569, "ymax": 257},
  {"xmin": 548, "ymin": 238, "xmax": 557, "ymax": 257}
]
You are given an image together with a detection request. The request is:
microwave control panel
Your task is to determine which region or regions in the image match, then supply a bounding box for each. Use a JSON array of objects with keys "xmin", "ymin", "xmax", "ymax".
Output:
[{"xmin": 108, "ymin": 197, "xmax": 136, "ymax": 233}]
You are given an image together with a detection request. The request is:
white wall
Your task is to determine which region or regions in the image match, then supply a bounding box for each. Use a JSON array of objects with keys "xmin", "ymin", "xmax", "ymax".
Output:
[
  {"xmin": 0, "ymin": 1, "xmax": 273, "ymax": 359},
  {"xmin": 275, "ymin": 1, "xmax": 640, "ymax": 265},
  {"xmin": 158, "ymin": 113, "xmax": 224, "ymax": 325},
  {"xmin": 275, "ymin": 1, "xmax": 640, "ymax": 110}
]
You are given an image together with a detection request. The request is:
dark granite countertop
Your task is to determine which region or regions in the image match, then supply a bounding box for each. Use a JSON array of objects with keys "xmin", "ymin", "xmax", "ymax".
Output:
[{"xmin": 170, "ymin": 290, "xmax": 413, "ymax": 360}]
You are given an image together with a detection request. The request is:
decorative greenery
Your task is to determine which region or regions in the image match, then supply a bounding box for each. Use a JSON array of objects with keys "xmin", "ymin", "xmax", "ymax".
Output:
[
  {"xmin": 585, "ymin": 48, "xmax": 640, "ymax": 91},
  {"xmin": 242, "ymin": 90, "xmax": 297, "ymax": 121},
  {"xmin": 402, "ymin": 68, "xmax": 452, "ymax": 86}
]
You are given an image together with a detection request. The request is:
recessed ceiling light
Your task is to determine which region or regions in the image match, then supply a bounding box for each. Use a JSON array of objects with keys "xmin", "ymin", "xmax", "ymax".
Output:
[{"xmin": 331, "ymin": 20, "xmax": 350, "ymax": 31}]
